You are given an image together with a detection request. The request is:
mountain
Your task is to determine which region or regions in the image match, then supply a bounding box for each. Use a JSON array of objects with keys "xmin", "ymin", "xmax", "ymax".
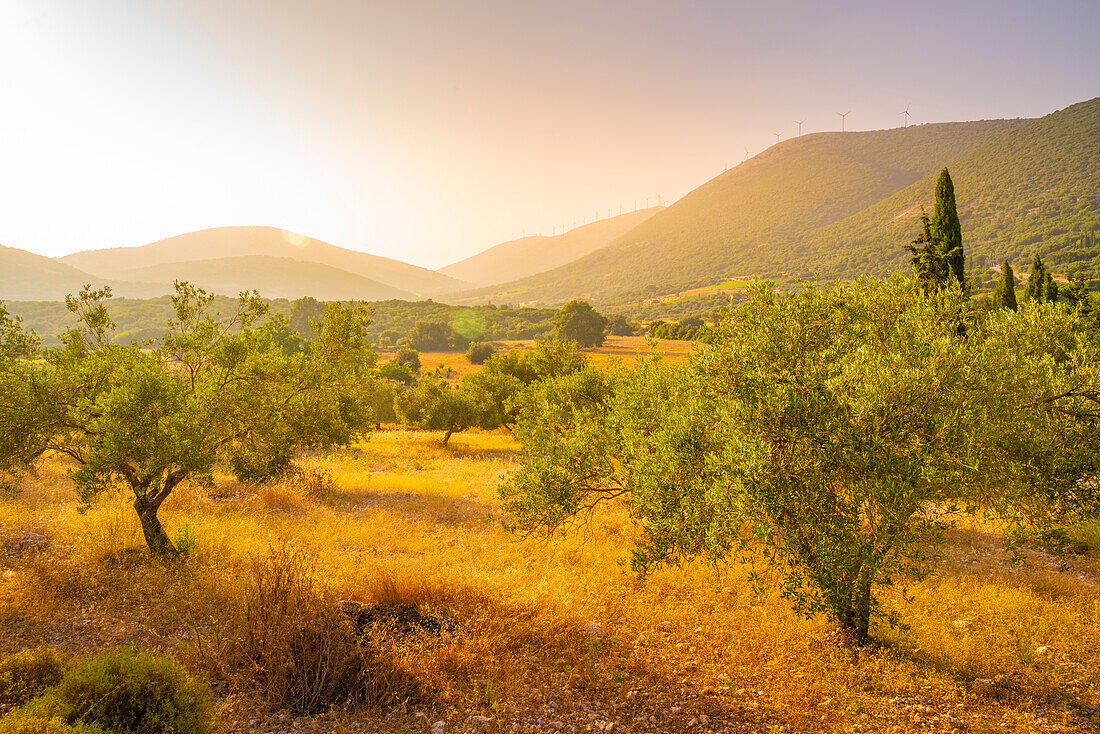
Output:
[
  {"xmin": 439, "ymin": 207, "xmax": 664, "ymax": 286},
  {"xmin": 109, "ymin": 255, "xmax": 416, "ymax": 301},
  {"xmin": 458, "ymin": 117, "xmax": 1033, "ymax": 305},
  {"xmin": 60, "ymin": 226, "xmax": 467, "ymax": 297},
  {"xmin": 798, "ymin": 97, "xmax": 1100, "ymax": 278},
  {"xmin": 0, "ymin": 244, "xmax": 166, "ymax": 301},
  {"xmin": 466, "ymin": 99, "xmax": 1100, "ymax": 305}
]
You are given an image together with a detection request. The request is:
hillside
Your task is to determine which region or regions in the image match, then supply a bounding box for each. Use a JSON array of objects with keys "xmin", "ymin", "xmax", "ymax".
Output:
[
  {"xmin": 799, "ymin": 96, "xmax": 1100, "ymax": 277},
  {"xmin": 0, "ymin": 244, "xmax": 165, "ymax": 301},
  {"xmin": 439, "ymin": 207, "xmax": 664, "ymax": 286},
  {"xmin": 60, "ymin": 226, "xmax": 467, "ymax": 297},
  {"xmin": 109, "ymin": 255, "xmax": 415, "ymax": 301},
  {"xmin": 458, "ymin": 117, "xmax": 1031, "ymax": 305}
]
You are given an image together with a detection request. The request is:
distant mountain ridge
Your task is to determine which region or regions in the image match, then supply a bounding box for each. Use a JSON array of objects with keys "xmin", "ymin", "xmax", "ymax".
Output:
[
  {"xmin": 458, "ymin": 117, "xmax": 1032, "ymax": 304},
  {"xmin": 0, "ymin": 244, "xmax": 166, "ymax": 301},
  {"xmin": 798, "ymin": 97, "xmax": 1100, "ymax": 278},
  {"xmin": 461, "ymin": 98, "xmax": 1099, "ymax": 305},
  {"xmin": 439, "ymin": 207, "xmax": 664, "ymax": 286},
  {"xmin": 60, "ymin": 226, "xmax": 467, "ymax": 298},
  {"xmin": 111, "ymin": 255, "xmax": 416, "ymax": 301}
]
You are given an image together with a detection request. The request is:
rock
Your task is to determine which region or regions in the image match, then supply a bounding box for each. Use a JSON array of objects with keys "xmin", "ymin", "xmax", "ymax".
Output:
[
  {"xmin": 468, "ymin": 715, "xmax": 493, "ymax": 729},
  {"xmin": 656, "ymin": 621, "xmax": 672, "ymax": 631},
  {"xmin": 18, "ymin": 532, "xmax": 47, "ymax": 550},
  {"xmin": 1035, "ymin": 645, "xmax": 1052, "ymax": 655},
  {"xmin": 582, "ymin": 621, "xmax": 605, "ymax": 638},
  {"xmin": 430, "ymin": 722, "xmax": 445, "ymax": 734},
  {"xmin": 952, "ymin": 619, "xmax": 971, "ymax": 631},
  {"xmin": 971, "ymin": 678, "xmax": 1001, "ymax": 698}
]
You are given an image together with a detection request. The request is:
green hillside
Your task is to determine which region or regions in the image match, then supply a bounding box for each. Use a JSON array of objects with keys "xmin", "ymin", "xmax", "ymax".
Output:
[
  {"xmin": 111, "ymin": 255, "xmax": 415, "ymax": 301},
  {"xmin": 60, "ymin": 226, "xmax": 468, "ymax": 297},
  {"xmin": 439, "ymin": 207, "xmax": 663, "ymax": 286},
  {"xmin": 460, "ymin": 118, "xmax": 1028, "ymax": 304},
  {"xmin": 799, "ymin": 97, "xmax": 1100, "ymax": 278},
  {"xmin": 8, "ymin": 296, "xmax": 559, "ymax": 347}
]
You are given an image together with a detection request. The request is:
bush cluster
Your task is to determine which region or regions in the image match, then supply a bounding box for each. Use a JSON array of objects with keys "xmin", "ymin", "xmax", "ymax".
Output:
[{"xmin": 0, "ymin": 647, "xmax": 210, "ymax": 734}]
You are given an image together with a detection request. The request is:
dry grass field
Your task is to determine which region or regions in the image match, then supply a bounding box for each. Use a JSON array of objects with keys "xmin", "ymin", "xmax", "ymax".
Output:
[
  {"xmin": 379, "ymin": 336, "xmax": 696, "ymax": 379},
  {"xmin": 1, "ymin": 425, "xmax": 1098, "ymax": 734}
]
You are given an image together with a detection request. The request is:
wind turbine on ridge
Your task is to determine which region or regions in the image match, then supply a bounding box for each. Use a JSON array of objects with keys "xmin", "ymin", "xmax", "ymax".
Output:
[
  {"xmin": 794, "ymin": 119, "xmax": 805, "ymax": 137},
  {"xmin": 837, "ymin": 110, "xmax": 851, "ymax": 132},
  {"xmin": 900, "ymin": 104, "xmax": 912, "ymax": 128},
  {"xmin": 773, "ymin": 131, "xmax": 783, "ymax": 145}
]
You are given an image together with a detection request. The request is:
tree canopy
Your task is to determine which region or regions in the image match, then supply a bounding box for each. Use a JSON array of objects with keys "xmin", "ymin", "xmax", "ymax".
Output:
[
  {"xmin": 0, "ymin": 283, "xmax": 374, "ymax": 557},
  {"xmin": 501, "ymin": 278, "xmax": 1100, "ymax": 642},
  {"xmin": 552, "ymin": 300, "xmax": 609, "ymax": 348}
]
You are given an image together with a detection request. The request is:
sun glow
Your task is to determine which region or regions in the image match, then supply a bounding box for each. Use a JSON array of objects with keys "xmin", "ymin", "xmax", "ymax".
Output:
[{"xmin": 282, "ymin": 230, "xmax": 308, "ymax": 247}]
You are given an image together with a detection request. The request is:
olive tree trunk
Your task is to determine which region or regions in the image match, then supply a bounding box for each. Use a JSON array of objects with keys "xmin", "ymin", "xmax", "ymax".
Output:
[
  {"xmin": 124, "ymin": 468, "xmax": 187, "ymax": 559},
  {"xmin": 133, "ymin": 493, "xmax": 178, "ymax": 559}
]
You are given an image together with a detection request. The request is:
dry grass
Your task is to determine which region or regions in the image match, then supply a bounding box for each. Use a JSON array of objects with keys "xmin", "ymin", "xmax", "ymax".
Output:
[
  {"xmin": 376, "ymin": 336, "xmax": 696, "ymax": 382},
  {"xmin": 1, "ymin": 431, "xmax": 1098, "ymax": 733}
]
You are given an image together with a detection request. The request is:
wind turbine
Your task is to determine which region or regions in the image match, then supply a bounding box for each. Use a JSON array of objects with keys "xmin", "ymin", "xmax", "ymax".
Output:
[
  {"xmin": 837, "ymin": 110, "xmax": 850, "ymax": 132},
  {"xmin": 744, "ymin": 147, "xmax": 754, "ymax": 162},
  {"xmin": 900, "ymin": 104, "xmax": 911, "ymax": 128},
  {"xmin": 773, "ymin": 131, "xmax": 783, "ymax": 145},
  {"xmin": 794, "ymin": 119, "xmax": 805, "ymax": 137}
]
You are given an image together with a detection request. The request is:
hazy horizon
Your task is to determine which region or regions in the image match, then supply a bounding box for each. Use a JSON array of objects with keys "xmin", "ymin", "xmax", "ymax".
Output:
[{"xmin": 1, "ymin": 0, "xmax": 1097, "ymax": 269}]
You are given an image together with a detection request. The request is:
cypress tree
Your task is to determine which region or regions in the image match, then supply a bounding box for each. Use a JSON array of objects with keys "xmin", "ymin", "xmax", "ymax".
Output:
[
  {"xmin": 1042, "ymin": 270, "xmax": 1058, "ymax": 303},
  {"xmin": 1024, "ymin": 252, "xmax": 1059, "ymax": 303},
  {"xmin": 1066, "ymin": 269, "xmax": 1090, "ymax": 312},
  {"xmin": 931, "ymin": 168, "xmax": 965, "ymax": 289},
  {"xmin": 1025, "ymin": 252, "xmax": 1045, "ymax": 301},
  {"xmin": 905, "ymin": 207, "xmax": 945, "ymax": 294},
  {"xmin": 992, "ymin": 260, "xmax": 1018, "ymax": 311}
]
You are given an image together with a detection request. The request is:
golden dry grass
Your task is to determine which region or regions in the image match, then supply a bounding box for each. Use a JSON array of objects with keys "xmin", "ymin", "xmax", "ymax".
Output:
[
  {"xmin": 1, "ymin": 431, "xmax": 1098, "ymax": 733},
  {"xmin": 377, "ymin": 336, "xmax": 695, "ymax": 381}
]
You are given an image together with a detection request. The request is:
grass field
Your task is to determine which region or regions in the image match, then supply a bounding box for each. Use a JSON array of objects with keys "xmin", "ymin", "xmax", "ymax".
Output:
[
  {"xmin": 379, "ymin": 336, "xmax": 696, "ymax": 379},
  {"xmin": 1, "ymin": 426, "xmax": 1098, "ymax": 734}
]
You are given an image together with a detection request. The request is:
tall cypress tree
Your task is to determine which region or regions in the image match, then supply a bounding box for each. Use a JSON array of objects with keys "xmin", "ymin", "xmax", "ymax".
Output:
[
  {"xmin": 992, "ymin": 259, "xmax": 1018, "ymax": 311},
  {"xmin": 1025, "ymin": 252, "xmax": 1046, "ymax": 301},
  {"xmin": 931, "ymin": 168, "xmax": 965, "ymax": 289},
  {"xmin": 1024, "ymin": 252, "xmax": 1060, "ymax": 303}
]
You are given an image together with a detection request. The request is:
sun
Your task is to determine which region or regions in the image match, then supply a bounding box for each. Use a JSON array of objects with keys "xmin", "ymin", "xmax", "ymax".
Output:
[{"xmin": 282, "ymin": 230, "xmax": 308, "ymax": 247}]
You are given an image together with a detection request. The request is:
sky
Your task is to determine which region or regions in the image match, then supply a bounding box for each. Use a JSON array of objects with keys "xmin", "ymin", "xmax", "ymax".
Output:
[{"xmin": 0, "ymin": 0, "xmax": 1097, "ymax": 269}]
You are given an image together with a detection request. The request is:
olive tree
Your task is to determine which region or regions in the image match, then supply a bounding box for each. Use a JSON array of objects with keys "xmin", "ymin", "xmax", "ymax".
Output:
[
  {"xmin": 0, "ymin": 283, "xmax": 374, "ymax": 558},
  {"xmin": 552, "ymin": 300, "xmax": 609, "ymax": 348},
  {"xmin": 502, "ymin": 278, "xmax": 1100, "ymax": 642}
]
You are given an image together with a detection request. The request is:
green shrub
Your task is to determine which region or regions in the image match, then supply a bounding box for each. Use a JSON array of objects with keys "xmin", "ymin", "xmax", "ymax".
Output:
[
  {"xmin": 0, "ymin": 648, "xmax": 70, "ymax": 708},
  {"xmin": 1067, "ymin": 519, "xmax": 1100, "ymax": 553},
  {"xmin": 0, "ymin": 692, "xmax": 104, "ymax": 734},
  {"xmin": 0, "ymin": 714, "xmax": 106, "ymax": 734},
  {"xmin": 53, "ymin": 648, "xmax": 210, "ymax": 734},
  {"xmin": 465, "ymin": 342, "xmax": 495, "ymax": 365}
]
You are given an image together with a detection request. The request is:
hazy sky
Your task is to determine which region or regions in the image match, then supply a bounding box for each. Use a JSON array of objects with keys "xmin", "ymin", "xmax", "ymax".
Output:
[{"xmin": 1, "ymin": 0, "xmax": 1097, "ymax": 268}]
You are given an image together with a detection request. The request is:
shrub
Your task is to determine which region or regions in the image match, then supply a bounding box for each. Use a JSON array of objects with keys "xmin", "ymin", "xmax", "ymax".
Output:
[
  {"xmin": 220, "ymin": 547, "xmax": 419, "ymax": 714},
  {"xmin": 53, "ymin": 648, "xmax": 211, "ymax": 734},
  {"xmin": 465, "ymin": 342, "xmax": 495, "ymax": 365},
  {"xmin": 0, "ymin": 713, "xmax": 106, "ymax": 734},
  {"xmin": 0, "ymin": 648, "xmax": 70, "ymax": 708}
]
